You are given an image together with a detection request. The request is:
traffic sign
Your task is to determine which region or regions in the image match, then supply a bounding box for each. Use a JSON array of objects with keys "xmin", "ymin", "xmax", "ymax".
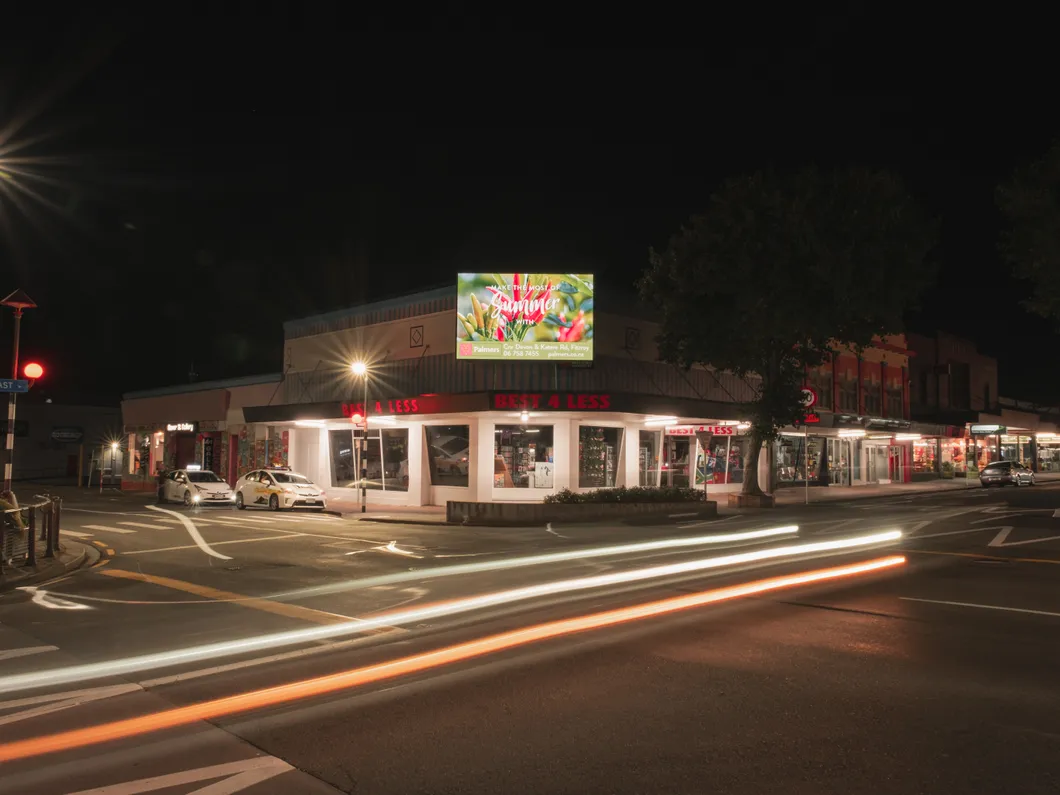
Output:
[
  {"xmin": 0, "ymin": 379, "xmax": 28, "ymax": 393},
  {"xmin": 800, "ymin": 387, "xmax": 818, "ymax": 408}
]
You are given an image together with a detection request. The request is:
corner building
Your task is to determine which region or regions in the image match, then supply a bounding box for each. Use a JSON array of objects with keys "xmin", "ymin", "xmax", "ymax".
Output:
[{"xmin": 122, "ymin": 287, "xmax": 919, "ymax": 505}]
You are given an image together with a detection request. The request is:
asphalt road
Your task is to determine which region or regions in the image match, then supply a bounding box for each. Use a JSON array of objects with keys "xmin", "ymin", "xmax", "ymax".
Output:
[{"xmin": 1, "ymin": 484, "xmax": 1059, "ymax": 793}]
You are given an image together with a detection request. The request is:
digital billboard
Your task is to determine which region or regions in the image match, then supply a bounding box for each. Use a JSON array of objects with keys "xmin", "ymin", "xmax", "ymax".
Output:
[{"xmin": 456, "ymin": 273, "xmax": 594, "ymax": 361}]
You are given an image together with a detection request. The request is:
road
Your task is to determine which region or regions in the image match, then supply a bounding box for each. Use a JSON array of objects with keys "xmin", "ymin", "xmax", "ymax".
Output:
[{"xmin": 0, "ymin": 484, "xmax": 1058, "ymax": 793}]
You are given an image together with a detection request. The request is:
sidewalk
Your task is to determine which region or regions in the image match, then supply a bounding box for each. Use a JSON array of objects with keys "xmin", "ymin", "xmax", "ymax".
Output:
[{"xmin": 0, "ymin": 539, "xmax": 96, "ymax": 591}]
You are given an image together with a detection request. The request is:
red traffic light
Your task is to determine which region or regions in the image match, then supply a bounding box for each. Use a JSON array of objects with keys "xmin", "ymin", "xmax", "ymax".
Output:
[{"xmin": 23, "ymin": 362, "xmax": 43, "ymax": 380}]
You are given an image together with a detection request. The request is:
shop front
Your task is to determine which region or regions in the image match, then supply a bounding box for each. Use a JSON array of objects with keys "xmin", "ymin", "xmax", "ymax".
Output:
[{"xmin": 244, "ymin": 391, "xmax": 760, "ymax": 507}]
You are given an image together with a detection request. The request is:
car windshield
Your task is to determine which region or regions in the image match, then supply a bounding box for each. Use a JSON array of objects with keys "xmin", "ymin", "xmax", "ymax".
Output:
[
  {"xmin": 272, "ymin": 472, "xmax": 311, "ymax": 484},
  {"xmin": 186, "ymin": 471, "xmax": 223, "ymax": 483}
]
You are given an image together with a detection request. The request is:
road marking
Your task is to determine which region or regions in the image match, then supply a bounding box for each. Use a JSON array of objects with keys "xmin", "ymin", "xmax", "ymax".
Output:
[
  {"xmin": 545, "ymin": 522, "xmax": 569, "ymax": 539},
  {"xmin": 146, "ymin": 505, "xmax": 232, "ymax": 560},
  {"xmin": 118, "ymin": 522, "xmax": 168, "ymax": 530},
  {"xmin": 901, "ymin": 596, "xmax": 1060, "ymax": 619},
  {"xmin": 100, "ymin": 569, "xmax": 359, "ymax": 625},
  {"xmin": 63, "ymin": 756, "xmax": 294, "ymax": 795},
  {"xmin": 18, "ymin": 586, "xmax": 92, "ymax": 610},
  {"xmin": 121, "ymin": 534, "xmax": 306, "ymax": 555},
  {"xmin": 900, "ymin": 548, "xmax": 1060, "ymax": 565},
  {"xmin": 380, "ymin": 540, "xmax": 423, "ymax": 558},
  {"xmin": 0, "ymin": 645, "xmax": 58, "ymax": 662},
  {"xmin": 60, "ymin": 529, "xmax": 93, "ymax": 538},
  {"xmin": 0, "ymin": 683, "xmax": 142, "ymax": 728},
  {"xmin": 81, "ymin": 525, "xmax": 136, "ymax": 534},
  {"xmin": 1053, "ymin": 508, "xmax": 1060, "ymax": 518},
  {"xmin": 988, "ymin": 526, "xmax": 1060, "ymax": 547}
]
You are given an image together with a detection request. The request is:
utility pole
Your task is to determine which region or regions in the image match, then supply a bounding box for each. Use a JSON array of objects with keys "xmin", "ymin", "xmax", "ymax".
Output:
[{"xmin": 1, "ymin": 289, "xmax": 37, "ymax": 492}]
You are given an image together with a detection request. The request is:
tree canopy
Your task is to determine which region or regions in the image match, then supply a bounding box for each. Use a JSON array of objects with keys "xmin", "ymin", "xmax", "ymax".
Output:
[
  {"xmin": 640, "ymin": 166, "xmax": 937, "ymax": 494},
  {"xmin": 997, "ymin": 140, "xmax": 1060, "ymax": 320}
]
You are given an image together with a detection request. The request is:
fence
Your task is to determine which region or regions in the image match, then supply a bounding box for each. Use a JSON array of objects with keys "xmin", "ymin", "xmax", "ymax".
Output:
[{"xmin": 1, "ymin": 494, "xmax": 63, "ymax": 576}]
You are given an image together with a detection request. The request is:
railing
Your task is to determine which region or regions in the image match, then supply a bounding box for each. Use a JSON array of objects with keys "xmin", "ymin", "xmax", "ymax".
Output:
[{"xmin": 0, "ymin": 494, "xmax": 63, "ymax": 576}]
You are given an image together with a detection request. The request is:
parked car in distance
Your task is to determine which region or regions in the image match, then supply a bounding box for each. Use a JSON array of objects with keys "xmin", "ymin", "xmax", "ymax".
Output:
[
  {"xmin": 159, "ymin": 467, "xmax": 235, "ymax": 506},
  {"xmin": 979, "ymin": 460, "xmax": 1035, "ymax": 487},
  {"xmin": 234, "ymin": 466, "xmax": 327, "ymax": 511}
]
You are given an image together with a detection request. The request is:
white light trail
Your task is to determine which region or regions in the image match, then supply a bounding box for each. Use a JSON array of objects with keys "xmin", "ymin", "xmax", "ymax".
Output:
[{"xmin": 0, "ymin": 529, "xmax": 900, "ymax": 695}]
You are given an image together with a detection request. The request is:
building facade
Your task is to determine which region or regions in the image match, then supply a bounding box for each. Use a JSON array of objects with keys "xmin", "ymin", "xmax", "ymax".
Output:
[{"xmin": 122, "ymin": 288, "xmax": 928, "ymax": 504}]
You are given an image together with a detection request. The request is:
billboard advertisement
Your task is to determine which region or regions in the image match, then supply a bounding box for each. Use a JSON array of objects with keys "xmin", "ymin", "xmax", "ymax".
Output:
[{"xmin": 456, "ymin": 273, "xmax": 594, "ymax": 361}]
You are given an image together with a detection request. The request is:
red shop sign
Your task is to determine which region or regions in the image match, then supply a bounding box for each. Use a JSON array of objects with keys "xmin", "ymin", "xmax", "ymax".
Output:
[
  {"xmin": 665, "ymin": 425, "xmax": 736, "ymax": 436},
  {"xmin": 342, "ymin": 398, "xmax": 421, "ymax": 417},
  {"xmin": 492, "ymin": 392, "xmax": 612, "ymax": 411}
]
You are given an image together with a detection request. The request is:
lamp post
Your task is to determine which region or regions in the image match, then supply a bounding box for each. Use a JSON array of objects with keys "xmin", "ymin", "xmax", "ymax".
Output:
[
  {"xmin": 1, "ymin": 289, "xmax": 37, "ymax": 492},
  {"xmin": 351, "ymin": 361, "xmax": 368, "ymax": 514}
]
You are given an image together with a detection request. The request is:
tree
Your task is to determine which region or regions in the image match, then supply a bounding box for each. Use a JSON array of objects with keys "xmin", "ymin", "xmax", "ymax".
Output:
[
  {"xmin": 997, "ymin": 140, "xmax": 1060, "ymax": 320},
  {"xmin": 639, "ymin": 167, "xmax": 937, "ymax": 497}
]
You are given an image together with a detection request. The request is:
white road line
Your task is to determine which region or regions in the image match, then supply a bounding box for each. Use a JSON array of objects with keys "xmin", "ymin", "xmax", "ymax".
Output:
[
  {"xmin": 121, "ymin": 534, "xmax": 306, "ymax": 555},
  {"xmin": 146, "ymin": 505, "xmax": 232, "ymax": 560},
  {"xmin": 81, "ymin": 524, "xmax": 136, "ymax": 534},
  {"xmin": 0, "ymin": 683, "xmax": 142, "ymax": 727},
  {"xmin": 988, "ymin": 527, "xmax": 1060, "ymax": 547},
  {"xmin": 63, "ymin": 757, "xmax": 294, "ymax": 795},
  {"xmin": 60, "ymin": 529, "xmax": 93, "ymax": 538},
  {"xmin": 1053, "ymin": 509, "xmax": 1060, "ymax": 518},
  {"xmin": 0, "ymin": 645, "xmax": 58, "ymax": 662},
  {"xmin": 545, "ymin": 522, "xmax": 569, "ymax": 539},
  {"xmin": 380, "ymin": 540, "xmax": 423, "ymax": 558},
  {"xmin": 118, "ymin": 522, "xmax": 170, "ymax": 530},
  {"xmin": 901, "ymin": 597, "xmax": 1060, "ymax": 619}
]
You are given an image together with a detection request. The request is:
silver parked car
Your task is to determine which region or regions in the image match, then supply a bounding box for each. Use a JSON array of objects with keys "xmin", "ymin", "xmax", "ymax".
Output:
[{"xmin": 979, "ymin": 461, "xmax": 1035, "ymax": 487}]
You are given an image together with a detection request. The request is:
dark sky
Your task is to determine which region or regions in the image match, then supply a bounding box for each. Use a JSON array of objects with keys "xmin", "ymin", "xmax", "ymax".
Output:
[{"xmin": 0, "ymin": 10, "xmax": 1056, "ymax": 405}]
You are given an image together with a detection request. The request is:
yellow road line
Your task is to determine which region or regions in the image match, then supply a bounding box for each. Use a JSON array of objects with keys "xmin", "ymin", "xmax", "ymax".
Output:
[
  {"xmin": 901, "ymin": 548, "xmax": 1060, "ymax": 566},
  {"xmin": 100, "ymin": 569, "xmax": 394, "ymax": 632}
]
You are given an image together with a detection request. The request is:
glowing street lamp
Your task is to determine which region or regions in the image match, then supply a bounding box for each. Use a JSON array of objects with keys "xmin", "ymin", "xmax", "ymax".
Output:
[
  {"xmin": 1, "ymin": 289, "xmax": 36, "ymax": 491},
  {"xmin": 350, "ymin": 361, "xmax": 369, "ymax": 513}
]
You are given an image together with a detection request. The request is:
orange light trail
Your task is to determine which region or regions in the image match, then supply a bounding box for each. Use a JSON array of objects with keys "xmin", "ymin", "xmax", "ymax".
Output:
[{"xmin": 0, "ymin": 555, "xmax": 904, "ymax": 762}]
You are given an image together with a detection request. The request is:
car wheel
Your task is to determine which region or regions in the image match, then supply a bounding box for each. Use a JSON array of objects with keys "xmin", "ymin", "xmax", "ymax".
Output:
[
  {"xmin": 236, "ymin": 492, "xmax": 245, "ymax": 510},
  {"xmin": 183, "ymin": 490, "xmax": 193, "ymax": 506},
  {"xmin": 269, "ymin": 494, "xmax": 280, "ymax": 511}
]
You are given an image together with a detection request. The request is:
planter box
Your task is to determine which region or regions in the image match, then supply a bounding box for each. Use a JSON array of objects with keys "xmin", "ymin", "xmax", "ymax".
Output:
[
  {"xmin": 727, "ymin": 493, "xmax": 776, "ymax": 508},
  {"xmin": 446, "ymin": 500, "xmax": 717, "ymax": 526}
]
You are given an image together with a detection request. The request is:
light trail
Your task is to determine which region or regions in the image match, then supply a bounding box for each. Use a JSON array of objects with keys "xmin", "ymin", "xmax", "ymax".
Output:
[
  {"xmin": 266, "ymin": 524, "xmax": 801, "ymax": 603},
  {"xmin": 0, "ymin": 555, "xmax": 905, "ymax": 762},
  {"xmin": 0, "ymin": 529, "xmax": 900, "ymax": 695}
]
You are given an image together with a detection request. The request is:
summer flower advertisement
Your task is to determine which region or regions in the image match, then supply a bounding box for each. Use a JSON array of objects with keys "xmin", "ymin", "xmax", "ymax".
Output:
[{"xmin": 455, "ymin": 273, "xmax": 594, "ymax": 361}]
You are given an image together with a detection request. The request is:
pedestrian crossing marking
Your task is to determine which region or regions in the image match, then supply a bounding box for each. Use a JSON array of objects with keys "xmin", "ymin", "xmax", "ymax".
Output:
[
  {"xmin": 118, "ymin": 522, "xmax": 168, "ymax": 530},
  {"xmin": 59, "ymin": 530, "xmax": 93, "ymax": 538},
  {"xmin": 81, "ymin": 525, "xmax": 136, "ymax": 534}
]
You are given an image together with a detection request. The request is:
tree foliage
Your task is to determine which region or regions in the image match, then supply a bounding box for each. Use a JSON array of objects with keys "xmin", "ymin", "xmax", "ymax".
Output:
[
  {"xmin": 997, "ymin": 140, "xmax": 1060, "ymax": 320},
  {"xmin": 640, "ymin": 166, "xmax": 937, "ymax": 495}
]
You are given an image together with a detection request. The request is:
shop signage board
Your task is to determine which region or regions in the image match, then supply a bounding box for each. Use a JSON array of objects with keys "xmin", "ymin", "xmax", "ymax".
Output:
[
  {"xmin": 970, "ymin": 424, "xmax": 1006, "ymax": 435},
  {"xmin": 493, "ymin": 392, "xmax": 612, "ymax": 411},
  {"xmin": 51, "ymin": 426, "xmax": 84, "ymax": 443},
  {"xmin": 456, "ymin": 273, "xmax": 594, "ymax": 361},
  {"xmin": 166, "ymin": 422, "xmax": 197, "ymax": 433},
  {"xmin": 202, "ymin": 435, "xmax": 215, "ymax": 472},
  {"xmin": 665, "ymin": 425, "xmax": 736, "ymax": 436}
]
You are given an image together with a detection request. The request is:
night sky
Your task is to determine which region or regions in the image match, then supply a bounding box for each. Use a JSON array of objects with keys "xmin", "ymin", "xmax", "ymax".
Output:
[{"xmin": 1, "ymin": 11, "xmax": 1056, "ymax": 405}]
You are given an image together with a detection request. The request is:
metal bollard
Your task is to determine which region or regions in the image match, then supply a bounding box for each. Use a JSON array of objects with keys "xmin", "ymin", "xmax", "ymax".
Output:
[
  {"xmin": 53, "ymin": 497, "xmax": 62, "ymax": 553},
  {"xmin": 27, "ymin": 505, "xmax": 36, "ymax": 567},
  {"xmin": 42, "ymin": 503, "xmax": 54, "ymax": 559}
]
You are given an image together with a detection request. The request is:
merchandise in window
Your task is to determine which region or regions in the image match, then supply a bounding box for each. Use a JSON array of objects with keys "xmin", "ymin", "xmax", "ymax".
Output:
[
  {"xmin": 426, "ymin": 425, "xmax": 471, "ymax": 487},
  {"xmin": 913, "ymin": 440, "xmax": 937, "ymax": 473},
  {"xmin": 578, "ymin": 426, "xmax": 623, "ymax": 488},
  {"xmin": 328, "ymin": 428, "xmax": 409, "ymax": 491},
  {"xmin": 494, "ymin": 425, "xmax": 554, "ymax": 488},
  {"xmin": 776, "ymin": 435, "xmax": 822, "ymax": 483}
]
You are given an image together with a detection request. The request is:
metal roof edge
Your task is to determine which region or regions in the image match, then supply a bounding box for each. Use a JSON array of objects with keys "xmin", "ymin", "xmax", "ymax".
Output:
[
  {"xmin": 122, "ymin": 373, "xmax": 283, "ymax": 401},
  {"xmin": 283, "ymin": 287, "xmax": 454, "ymax": 335}
]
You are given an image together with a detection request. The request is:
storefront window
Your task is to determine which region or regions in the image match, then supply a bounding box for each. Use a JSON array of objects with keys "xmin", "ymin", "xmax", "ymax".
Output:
[
  {"xmin": 697, "ymin": 436, "xmax": 749, "ymax": 485},
  {"xmin": 913, "ymin": 440, "xmax": 937, "ymax": 473},
  {"xmin": 1038, "ymin": 442, "xmax": 1060, "ymax": 472},
  {"xmin": 776, "ymin": 435, "xmax": 823, "ymax": 483},
  {"xmin": 578, "ymin": 426, "xmax": 622, "ymax": 488},
  {"xmin": 495, "ymin": 425, "xmax": 554, "ymax": 488},
  {"xmin": 425, "ymin": 425, "xmax": 470, "ymax": 487},
  {"xmin": 638, "ymin": 430, "xmax": 661, "ymax": 486},
  {"xmin": 973, "ymin": 438, "xmax": 997, "ymax": 470},
  {"xmin": 329, "ymin": 428, "xmax": 409, "ymax": 491},
  {"xmin": 940, "ymin": 439, "xmax": 967, "ymax": 475}
]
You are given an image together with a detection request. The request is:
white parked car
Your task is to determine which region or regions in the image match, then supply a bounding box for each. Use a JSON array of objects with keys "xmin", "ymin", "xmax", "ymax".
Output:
[
  {"xmin": 234, "ymin": 467, "xmax": 327, "ymax": 511},
  {"xmin": 159, "ymin": 467, "xmax": 235, "ymax": 506}
]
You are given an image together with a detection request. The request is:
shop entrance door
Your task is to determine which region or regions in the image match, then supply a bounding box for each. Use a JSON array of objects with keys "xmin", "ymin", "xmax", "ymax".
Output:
[
  {"xmin": 865, "ymin": 444, "xmax": 889, "ymax": 483},
  {"xmin": 889, "ymin": 446, "xmax": 904, "ymax": 483},
  {"xmin": 638, "ymin": 430, "xmax": 661, "ymax": 486},
  {"xmin": 663, "ymin": 437, "xmax": 691, "ymax": 487},
  {"xmin": 174, "ymin": 434, "xmax": 196, "ymax": 470},
  {"xmin": 827, "ymin": 439, "xmax": 850, "ymax": 486}
]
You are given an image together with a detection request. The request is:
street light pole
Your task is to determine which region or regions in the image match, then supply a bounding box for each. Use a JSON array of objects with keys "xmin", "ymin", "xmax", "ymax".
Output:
[
  {"xmin": 1, "ymin": 290, "xmax": 37, "ymax": 493},
  {"xmin": 351, "ymin": 361, "xmax": 369, "ymax": 514}
]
